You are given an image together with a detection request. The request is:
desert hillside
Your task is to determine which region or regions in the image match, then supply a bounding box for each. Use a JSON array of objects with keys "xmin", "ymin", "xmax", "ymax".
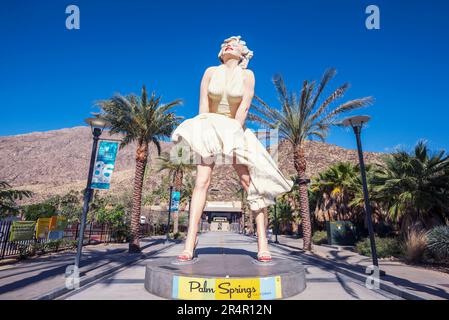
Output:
[{"xmin": 0, "ymin": 126, "xmax": 383, "ymax": 204}]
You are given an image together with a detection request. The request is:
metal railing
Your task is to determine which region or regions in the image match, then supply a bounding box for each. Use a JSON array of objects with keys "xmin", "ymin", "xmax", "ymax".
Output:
[{"xmin": 0, "ymin": 221, "xmax": 115, "ymax": 260}]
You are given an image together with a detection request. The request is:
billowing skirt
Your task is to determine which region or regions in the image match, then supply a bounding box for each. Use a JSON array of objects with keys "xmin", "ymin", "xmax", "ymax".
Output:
[{"xmin": 171, "ymin": 112, "xmax": 294, "ymax": 211}]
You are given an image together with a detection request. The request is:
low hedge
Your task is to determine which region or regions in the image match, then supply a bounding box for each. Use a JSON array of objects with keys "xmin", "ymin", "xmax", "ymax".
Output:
[
  {"xmin": 312, "ymin": 230, "xmax": 328, "ymax": 245},
  {"xmin": 355, "ymin": 236, "xmax": 403, "ymax": 259}
]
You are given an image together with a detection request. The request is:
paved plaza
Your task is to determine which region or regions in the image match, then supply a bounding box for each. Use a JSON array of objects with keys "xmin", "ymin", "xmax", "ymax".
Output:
[
  {"xmin": 2, "ymin": 231, "xmax": 448, "ymax": 300},
  {"xmin": 61, "ymin": 232, "xmax": 394, "ymax": 300}
]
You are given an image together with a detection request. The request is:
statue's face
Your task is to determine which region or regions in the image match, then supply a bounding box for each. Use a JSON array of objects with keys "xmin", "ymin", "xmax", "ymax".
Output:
[{"xmin": 221, "ymin": 39, "xmax": 243, "ymax": 62}]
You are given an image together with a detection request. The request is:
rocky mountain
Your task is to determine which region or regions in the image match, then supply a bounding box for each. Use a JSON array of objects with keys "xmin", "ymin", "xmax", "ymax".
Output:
[{"xmin": 0, "ymin": 126, "xmax": 384, "ymax": 204}]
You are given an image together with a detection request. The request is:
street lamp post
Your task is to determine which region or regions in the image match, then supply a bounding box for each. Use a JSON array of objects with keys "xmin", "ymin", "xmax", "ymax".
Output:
[
  {"xmin": 165, "ymin": 185, "xmax": 173, "ymax": 243},
  {"xmin": 342, "ymin": 115, "xmax": 379, "ymax": 268},
  {"xmin": 74, "ymin": 115, "xmax": 108, "ymax": 270}
]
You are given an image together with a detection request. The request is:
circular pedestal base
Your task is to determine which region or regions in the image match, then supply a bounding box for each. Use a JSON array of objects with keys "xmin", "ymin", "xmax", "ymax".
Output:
[{"xmin": 144, "ymin": 254, "xmax": 306, "ymax": 300}]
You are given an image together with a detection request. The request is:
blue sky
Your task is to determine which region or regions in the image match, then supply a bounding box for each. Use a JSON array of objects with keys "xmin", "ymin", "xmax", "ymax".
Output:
[{"xmin": 1, "ymin": 0, "xmax": 448, "ymax": 153}]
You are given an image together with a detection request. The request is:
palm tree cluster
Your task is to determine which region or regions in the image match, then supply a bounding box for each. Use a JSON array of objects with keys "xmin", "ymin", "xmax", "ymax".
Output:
[
  {"xmin": 373, "ymin": 141, "xmax": 449, "ymax": 234},
  {"xmin": 311, "ymin": 162, "xmax": 381, "ymax": 227},
  {"xmin": 310, "ymin": 141, "xmax": 449, "ymax": 236}
]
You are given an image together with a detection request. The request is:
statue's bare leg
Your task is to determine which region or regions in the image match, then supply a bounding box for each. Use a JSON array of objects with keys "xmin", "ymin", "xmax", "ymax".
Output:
[
  {"xmin": 232, "ymin": 162, "xmax": 270, "ymax": 256},
  {"xmin": 178, "ymin": 157, "xmax": 215, "ymax": 259}
]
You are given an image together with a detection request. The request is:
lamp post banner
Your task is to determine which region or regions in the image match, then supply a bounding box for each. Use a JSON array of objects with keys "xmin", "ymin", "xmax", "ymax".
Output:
[
  {"xmin": 171, "ymin": 191, "xmax": 181, "ymax": 212},
  {"xmin": 91, "ymin": 141, "xmax": 119, "ymax": 190}
]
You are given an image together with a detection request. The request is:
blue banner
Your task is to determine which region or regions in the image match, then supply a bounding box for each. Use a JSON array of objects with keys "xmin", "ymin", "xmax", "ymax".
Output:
[
  {"xmin": 48, "ymin": 230, "xmax": 64, "ymax": 240},
  {"xmin": 91, "ymin": 141, "xmax": 119, "ymax": 190},
  {"xmin": 171, "ymin": 191, "xmax": 180, "ymax": 212}
]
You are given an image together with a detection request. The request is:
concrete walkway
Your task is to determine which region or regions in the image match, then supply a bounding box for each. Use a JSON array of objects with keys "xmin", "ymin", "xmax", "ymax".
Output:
[
  {"xmin": 275, "ymin": 235, "xmax": 449, "ymax": 300},
  {"xmin": 0, "ymin": 236, "xmax": 175, "ymax": 300},
  {"xmin": 63, "ymin": 232, "xmax": 394, "ymax": 300}
]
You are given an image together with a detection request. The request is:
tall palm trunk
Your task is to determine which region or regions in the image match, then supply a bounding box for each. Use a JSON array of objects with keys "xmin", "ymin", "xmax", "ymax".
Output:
[
  {"xmin": 129, "ymin": 142, "xmax": 148, "ymax": 253},
  {"xmin": 293, "ymin": 144, "xmax": 312, "ymax": 251},
  {"xmin": 173, "ymin": 170, "xmax": 183, "ymax": 234}
]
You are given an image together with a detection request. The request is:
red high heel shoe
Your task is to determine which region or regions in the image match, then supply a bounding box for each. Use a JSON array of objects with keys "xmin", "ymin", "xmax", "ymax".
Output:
[
  {"xmin": 257, "ymin": 250, "xmax": 272, "ymax": 262},
  {"xmin": 176, "ymin": 236, "xmax": 199, "ymax": 261}
]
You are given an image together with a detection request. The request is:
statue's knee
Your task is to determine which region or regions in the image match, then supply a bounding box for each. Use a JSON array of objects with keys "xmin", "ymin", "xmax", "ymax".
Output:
[
  {"xmin": 241, "ymin": 175, "xmax": 251, "ymax": 189},
  {"xmin": 195, "ymin": 177, "xmax": 211, "ymax": 191}
]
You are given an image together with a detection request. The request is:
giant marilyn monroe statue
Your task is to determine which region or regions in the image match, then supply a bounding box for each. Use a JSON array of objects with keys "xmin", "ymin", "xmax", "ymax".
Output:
[{"xmin": 171, "ymin": 36, "xmax": 294, "ymax": 263}]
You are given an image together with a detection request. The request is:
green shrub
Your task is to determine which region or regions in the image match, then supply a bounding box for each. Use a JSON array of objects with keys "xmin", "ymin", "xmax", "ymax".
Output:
[
  {"xmin": 23, "ymin": 202, "xmax": 56, "ymax": 221},
  {"xmin": 30, "ymin": 242, "xmax": 45, "ymax": 255},
  {"xmin": 45, "ymin": 239, "xmax": 63, "ymax": 252},
  {"xmin": 171, "ymin": 232, "xmax": 186, "ymax": 240},
  {"xmin": 17, "ymin": 244, "xmax": 30, "ymax": 260},
  {"xmin": 427, "ymin": 225, "xmax": 449, "ymax": 261},
  {"xmin": 312, "ymin": 230, "xmax": 328, "ymax": 245},
  {"xmin": 356, "ymin": 236, "xmax": 403, "ymax": 258},
  {"xmin": 63, "ymin": 239, "xmax": 78, "ymax": 250},
  {"xmin": 95, "ymin": 205, "xmax": 130, "ymax": 242}
]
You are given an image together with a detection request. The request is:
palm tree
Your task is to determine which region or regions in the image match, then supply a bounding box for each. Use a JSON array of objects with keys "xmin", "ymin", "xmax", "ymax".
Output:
[
  {"xmin": 180, "ymin": 173, "xmax": 195, "ymax": 209},
  {"xmin": 249, "ymin": 68, "xmax": 373, "ymax": 250},
  {"xmin": 226, "ymin": 175, "xmax": 250, "ymax": 234},
  {"xmin": 0, "ymin": 181, "xmax": 32, "ymax": 218},
  {"xmin": 348, "ymin": 164, "xmax": 386, "ymax": 226},
  {"xmin": 284, "ymin": 174, "xmax": 302, "ymax": 234},
  {"xmin": 155, "ymin": 149, "xmax": 195, "ymax": 234},
  {"xmin": 372, "ymin": 141, "xmax": 449, "ymax": 234},
  {"xmin": 311, "ymin": 162, "xmax": 359, "ymax": 221},
  {"xmin": 98, "ymin": 85, "xmax": 182, "ymax": 252},
  {"xmin": 268, "ymin": 196, "xmax": 295, "ymax": 234}
]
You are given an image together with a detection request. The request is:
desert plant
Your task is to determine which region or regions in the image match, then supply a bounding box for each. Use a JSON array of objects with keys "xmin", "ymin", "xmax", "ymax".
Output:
[
  {"xmin": 356, "ymin": 236, "xmax": 403, "ymax": 258},
  {"xmin": 310, "ymin": 162, "xmax": 359, "ymax": 220},
  {"xmin": 16, "ymin": 243, "xmax": 30, "ymax": 260},
  {"xmin": 268, "ymin": 197, "xmax": 295, "ymax": 234},
  {"xmin": 404, "ymin": 230, "xmax": 427, "ymax": 263},
  {"xmin": 45, "ymin": 239, "xmax": 63, "ymax": 252},
  {"xmin": 427, "ymin": 225, "xmax": 449, "ymax": 261},
  {"xmin": 312, "ymin": 230, "xmax": 328, "ymax": 245},
  {"xmin": 30, "ymin": 242, "xmax": 45, "ymax": 255},
  {"xmin": 65, "ymin": 239, "xmax": 78, "ymax": 250},
  {"xmin": 171, "ymin": 231, "xmax": 186, "ymax": 240},
  {"xmin": 372, "ymin": 141, "xmax": 449, "ymax": 234}
]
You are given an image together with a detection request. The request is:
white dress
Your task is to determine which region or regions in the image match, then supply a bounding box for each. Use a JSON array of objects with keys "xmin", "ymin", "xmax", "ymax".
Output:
[{"xmin": 171, "ymin": 65, "xmax": 294, "ymax": 211}]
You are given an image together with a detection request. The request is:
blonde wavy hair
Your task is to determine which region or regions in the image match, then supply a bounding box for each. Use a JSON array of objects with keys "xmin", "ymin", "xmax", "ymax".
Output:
[{"xmin": 218, "ymin": 35, "xmax": 254, "ymax": 69}]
